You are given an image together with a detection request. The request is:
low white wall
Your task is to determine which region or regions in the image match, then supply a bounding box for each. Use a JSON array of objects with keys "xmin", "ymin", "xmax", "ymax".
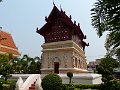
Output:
[
  {"xmin": 41, "ymin": 73, "xmax": 102, "ymax": 84},
  {"xmin": 92, "ymin": 76, "xmax": 102, "ymax": 84},
  {"xmin": 59, "ymin": 73, "xmax": 102, "ymax": 84},
  {"xmin": 10, "ymin": 74, "xmax": 32, "ymax": 82}
]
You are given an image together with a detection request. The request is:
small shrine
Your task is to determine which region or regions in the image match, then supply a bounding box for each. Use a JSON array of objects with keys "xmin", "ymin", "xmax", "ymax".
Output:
[{"xmin": 37, "ymin": 5, "xmax": 89, "ymax": 74}]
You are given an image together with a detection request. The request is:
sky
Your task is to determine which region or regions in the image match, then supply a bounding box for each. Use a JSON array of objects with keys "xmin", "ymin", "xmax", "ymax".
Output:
[{"xmin": 0, "ymin": 0, "xmax": 107, "ymax": 61}]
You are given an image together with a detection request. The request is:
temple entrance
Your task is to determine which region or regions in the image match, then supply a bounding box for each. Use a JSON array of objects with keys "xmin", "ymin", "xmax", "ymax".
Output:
[{"xmin": 54, "ymin": 62, "xmax": 59, "ymax": 74}]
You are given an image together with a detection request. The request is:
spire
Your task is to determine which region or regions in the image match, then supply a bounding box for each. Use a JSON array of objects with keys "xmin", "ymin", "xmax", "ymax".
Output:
[
  {"xmin": 60, "ymin": 4, "xmax": 62, "ymax": 10},
  {"xmin": 78, "ymin": 23, "xmax": 80, "ymax": 26},
  {"xmin": 70, "ymin": 15, "xmax": 72, "ymax": 19},
  {"xmin": 36, "ymin": 27, "xmax": 39, "ymax": 32},
  {"xmin": 45, "ymin": 16, "xmax": 48, "ymax": 22},
  {"xmin": 74, "ymin": 20, "xmax": 76, "ymax": 25},
  {"xmin": 53, "ymin": 0, "xmax": 55, "ymax": 6}
]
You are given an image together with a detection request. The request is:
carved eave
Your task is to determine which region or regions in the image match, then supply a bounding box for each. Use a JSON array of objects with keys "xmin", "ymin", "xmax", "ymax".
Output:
[
  {"xmin": 82, "ymin": 41, "xmax": 89, "ymax": 46},
  {"xmin": 36, "ymin": 22, "xmax": 52, "ymax": 36}
]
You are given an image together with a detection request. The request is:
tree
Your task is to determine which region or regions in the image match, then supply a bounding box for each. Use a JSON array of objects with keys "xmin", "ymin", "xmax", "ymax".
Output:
[
  {"xmin": 13, "ymin": 55, "xmax": 41, "ymax": 74},
  {"xmin": 67, "ymin": 72, "xmax": 73, "ymax": 84},
  {"xmin": 97, "ymin": 57, "xmax": 120, "ymax": 90},
  {"xmin": 115, "ymin": 48, "xmax": 120, "ymax": 62},
  {"xmin": 91, "ymin": 0, "xmax": 120, "ymax": 55},
  {"xmin": 28, "ymin": 58, "xmax": 36, "ymax": 73},
  {"xmin": 35, "ymin": 60, "xmax": 41, "ymax": 74},
  {"xmin": 7, "ymin": 54, "xmax": 42, "ymax": 74},
  {"xmin": 97, "ymin": 57, "xmax": 119, "ymax": 82},
  {"xmin": 11, "ymin": 57, "xmax": 21, "ymax": 74},
  {"xmin": 34, "ymin": 56, "xmax": 41, "ymax": 73},
  {"xmin": 28, "ymin": 56, "xmax": 41, "ymax": 74},
  {"xmin": 21, "ymin": 54, "xmax": 32, "ymax": 73},
  {"xmin": 0, "ymin": 54, "xmax": 12, "ymax": 81}
]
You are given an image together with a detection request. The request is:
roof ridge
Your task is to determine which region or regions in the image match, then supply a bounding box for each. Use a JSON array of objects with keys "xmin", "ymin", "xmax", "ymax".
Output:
[{"xmin": 0, "ymin": 29, "xmax": 11, "ymax": 35}]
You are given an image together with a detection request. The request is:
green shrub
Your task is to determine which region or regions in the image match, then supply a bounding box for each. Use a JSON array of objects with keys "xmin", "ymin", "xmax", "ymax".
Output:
[
  {"xmin": 2, "ymin": 84, "xmax": 10, "ymax": 90},
  {"xmin": 74, "ymin": 84, "xmax": 100, "ymax": 89},
  {"xmin": 0, "ymin": 80, "xmax": 16, "ymax": 90},
  {"xmin": 41, "ymin": 73, "xmax": 62, "ymax": 90},
  {"xmin": 7, "ymin": 80, "xmax": 16, "ymax": 90},
  {"xmin": 62, "ymin": 84, "xmax": 69, "ymax": 90},
  {"xmin": 99, "ymin": 79, "xmax": 120, "ymax": 90},
  {"xmin": 0, "ymin": 81, "xmax": 3, "ymax": 90}
]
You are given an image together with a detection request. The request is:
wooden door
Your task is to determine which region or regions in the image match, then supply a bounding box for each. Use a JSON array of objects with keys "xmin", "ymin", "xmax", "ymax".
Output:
[{"xmin": 54, "ymin": 62, "xmax": 59, "ymax": 74}]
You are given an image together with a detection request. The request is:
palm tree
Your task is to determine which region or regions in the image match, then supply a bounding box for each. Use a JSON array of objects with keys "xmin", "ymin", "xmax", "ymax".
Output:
[
  {"xmin": 28, "ymin": 56, "xmax": 41, "ymax": 74},
  {"xmin": 34, "ymin": 56, "xmax": 41, "ymax": 73},
  {"xmin": 28, "ymin": 58, "xmax": 36, "ymax": 74},
  {"xmin": 11, "ymin": 57, "xmax": 21, "ymax": 74},
  {"xmin": 12, "ymin": 55, "xmax": 42, "ymax": 74},
  {"xmin": 21, "ymin": 55, "xmax": 28, "ymax": 74},
  {"xmin": 91, "ymin": 0, "xmax": 120, "ymax": 55},
  {"xmin": 21, "ymin": 54, "xmax": 34, "ymax": 73}
]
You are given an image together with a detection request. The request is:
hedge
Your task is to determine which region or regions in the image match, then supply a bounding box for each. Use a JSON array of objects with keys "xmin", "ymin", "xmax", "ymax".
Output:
[{"xmin": 62, "ymin": 84, "xmax": 100, "ymax": 90}]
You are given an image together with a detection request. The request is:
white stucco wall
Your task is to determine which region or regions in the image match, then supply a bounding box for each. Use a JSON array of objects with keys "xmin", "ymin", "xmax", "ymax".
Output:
[{"xmin": 58, "ymin": 73, "xmax": 102, "ymax": 84}]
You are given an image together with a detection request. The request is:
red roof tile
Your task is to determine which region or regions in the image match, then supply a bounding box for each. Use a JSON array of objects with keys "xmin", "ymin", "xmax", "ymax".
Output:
[
  {"xmin": 0, "ymin": 47, "xmax": 20, "ymax": 55},
  {"xmin": 0, "ymin": 31, "xmax": 20, "ymax": 56},
  {"xmin": 0, "ymin": 31, "xmax": 17, "ymax": 48}
]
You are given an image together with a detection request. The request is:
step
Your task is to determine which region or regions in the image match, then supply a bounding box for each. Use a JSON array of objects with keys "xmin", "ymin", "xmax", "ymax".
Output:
[
  {"xmin": 29, "ymin": 81, "xmax": 36, "ymax": 90},
  {"xmin": 29, "ymin": 84, "xmax": 35, "ymax": 90},
  {"xmin": 29, "ymin": 86, "xmax": 35, "ymax": 89},
  {"xmin": 31, "ymin": 84, "xmax": 35, "ymax": 86}
]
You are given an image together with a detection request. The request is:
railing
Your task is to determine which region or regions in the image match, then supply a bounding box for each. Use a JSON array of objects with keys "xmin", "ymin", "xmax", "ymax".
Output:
[
  {"xmin": 35, "ymin": 75, "xmax": 43, "ymax": 90},
  {"xmin": 15, "ymin": 74, "xmax": 42, "ymax": 90}
]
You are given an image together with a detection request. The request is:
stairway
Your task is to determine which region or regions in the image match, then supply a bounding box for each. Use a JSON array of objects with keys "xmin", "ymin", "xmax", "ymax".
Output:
[{"xmin": 29, "ymin": 82, "xmax": 35, "ymax": 90}]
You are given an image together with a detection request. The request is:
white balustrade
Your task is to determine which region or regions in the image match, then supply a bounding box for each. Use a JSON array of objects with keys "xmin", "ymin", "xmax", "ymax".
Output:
[
  {"xmin": 35, "ymin": 75, "xmax": 43, "ymax": 90},
  {"xmin": 15, "ymin": 74, "xmax": 42, "ymax": 90},
  {"xmin": 15, "ymin": 77, "xmax": 23, "ymax": 90}
]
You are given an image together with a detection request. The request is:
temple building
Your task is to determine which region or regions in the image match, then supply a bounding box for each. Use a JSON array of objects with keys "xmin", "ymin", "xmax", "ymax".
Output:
[
  {"xmin": 37, "ymin": 5, "xmax": 89, "ymax": 74},
  {"xmin": 0, "ymin": 27, "xmax": 20, "ymax": 57}
]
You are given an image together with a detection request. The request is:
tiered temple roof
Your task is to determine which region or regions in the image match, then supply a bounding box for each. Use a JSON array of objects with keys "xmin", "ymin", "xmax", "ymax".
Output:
[
  {"xmin": 37, "ymin": 5, "xmax": 85, "ymax": 39},
  {"xmin": 0, "ymin": 29, "xmax": 20, "ymax": 57}
]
